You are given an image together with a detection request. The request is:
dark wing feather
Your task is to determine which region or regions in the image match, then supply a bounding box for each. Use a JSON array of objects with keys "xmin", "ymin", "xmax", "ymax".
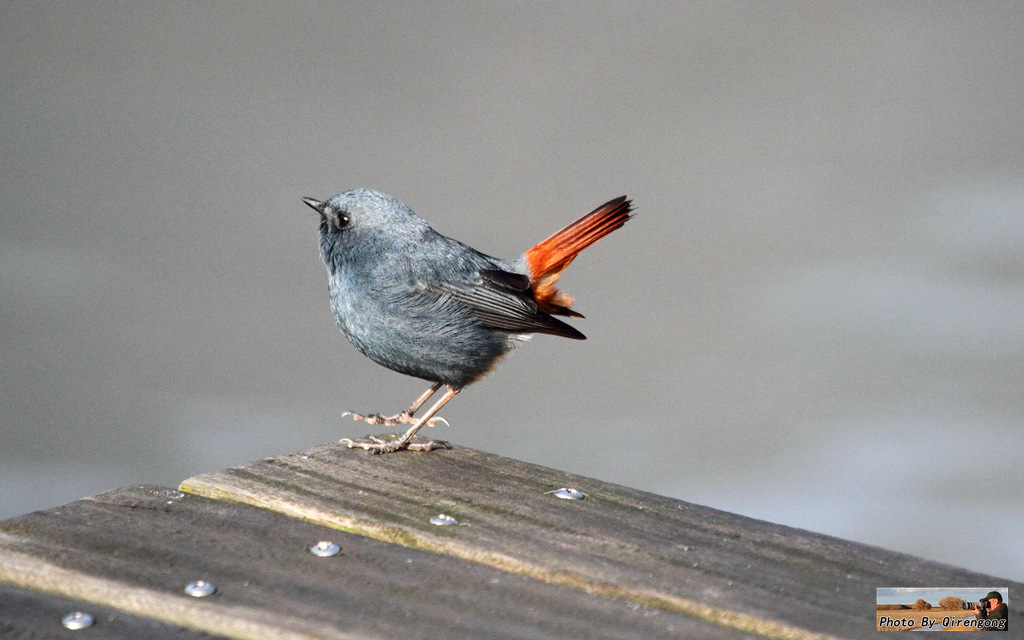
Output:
[{"xmin": 439, "ymin": 269, "xmax": 586, "ymax": 340}]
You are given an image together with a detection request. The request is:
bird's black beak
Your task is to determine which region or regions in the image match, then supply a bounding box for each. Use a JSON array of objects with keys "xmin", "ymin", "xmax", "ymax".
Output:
[{"xmin": 301, "ymin": 197, "xmax": 326, "ymax": 216}]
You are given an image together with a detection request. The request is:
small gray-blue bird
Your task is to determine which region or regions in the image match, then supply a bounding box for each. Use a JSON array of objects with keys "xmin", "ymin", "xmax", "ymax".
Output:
[{"xmin": 302, "ymin": 189, "xmax": 631, "ymax": 453}]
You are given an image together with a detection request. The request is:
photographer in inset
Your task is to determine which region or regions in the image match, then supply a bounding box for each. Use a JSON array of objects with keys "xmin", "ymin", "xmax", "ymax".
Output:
[{"xmin": 971, "ymin": 591, "xmax": 1008, "ymax": 631}]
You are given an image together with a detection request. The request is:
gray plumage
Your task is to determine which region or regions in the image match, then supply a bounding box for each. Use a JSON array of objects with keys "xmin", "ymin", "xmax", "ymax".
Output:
[
  {"xmin": 302, "ymin": 188, "xmax": 631, "ymax": 453},
  {"xmin": 312, "ymin": 188, "xmax": 582, "ymax": 388}
]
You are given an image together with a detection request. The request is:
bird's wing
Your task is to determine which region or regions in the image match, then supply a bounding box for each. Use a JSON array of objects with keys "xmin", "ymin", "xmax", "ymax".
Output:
[{"xmin": 421, "ymin": 268, "xmax": 586, "ymax": 340}]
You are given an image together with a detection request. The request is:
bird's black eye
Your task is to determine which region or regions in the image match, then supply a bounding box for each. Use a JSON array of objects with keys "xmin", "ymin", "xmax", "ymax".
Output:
[{"xmin": 336, "ymin": 213, "xmax": 350, "ymax": 227}]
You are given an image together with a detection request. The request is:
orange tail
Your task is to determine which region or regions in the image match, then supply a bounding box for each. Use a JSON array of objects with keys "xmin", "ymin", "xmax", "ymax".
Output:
[{"xmin": 523, "ymin": 196, "xmax": 632, "ymax": 317}]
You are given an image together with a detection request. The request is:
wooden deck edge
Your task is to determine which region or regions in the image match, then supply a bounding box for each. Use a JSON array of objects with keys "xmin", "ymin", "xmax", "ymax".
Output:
[
  {"xmin": 180, "ymin": 474, "xmax": 842, "ymax": 640},
  {"xmin": 0, "ymin": 536, "xmax": 356, "ymax": 640}
]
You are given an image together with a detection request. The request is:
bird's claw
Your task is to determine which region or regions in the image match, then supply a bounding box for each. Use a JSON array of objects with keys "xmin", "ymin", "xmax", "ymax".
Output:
[
  {"xmin": 341, "ymin": 410, "xmax": 406, "ymax": 426},
  {"xmin": 342, "ymin": 410, "xmax": 449, "ymax": 428},
  {"xmin": 339, "ymin": 433, "xmax": 451, "ymax": 454}
]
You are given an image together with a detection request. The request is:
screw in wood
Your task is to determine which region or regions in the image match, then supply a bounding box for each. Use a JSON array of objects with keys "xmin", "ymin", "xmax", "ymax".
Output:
[
  {"xmin": 61, "ymin": 611, "xmax": 95, "ymax": 630},
  {"xmin": 309, "ymin": 540, "xmax": 341, "ymax": 557},
  {"xmin": 429, "ymin": 513, "xmax": 459, "ymax": 526},
  {"xmin": 183, "ymin": 580, "xmax": 217, "ymax": 597}
]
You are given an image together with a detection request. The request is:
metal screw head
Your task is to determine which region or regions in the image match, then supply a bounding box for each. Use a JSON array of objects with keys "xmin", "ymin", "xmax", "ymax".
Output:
[
  {"xmin": 62, "ymin": 611, "xmax": 95, "ymax": 630},
  {"xmin": 183, "ymin": 580, "xmax": 217, "ymax": 597},
  {"xmin": 309, "ymin": 540, "xmax": 341, "ymax": 557},
  {"xmin": 550, "ymin": 487, "xmax": 586, "ymax": 500},
  {"xmin": 429, "ymin": 513, "xmax": 458, "ymax": 526}
]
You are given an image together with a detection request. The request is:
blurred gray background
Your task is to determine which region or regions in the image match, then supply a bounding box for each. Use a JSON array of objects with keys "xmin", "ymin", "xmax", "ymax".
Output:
[{"xmin": 2, "ymin": 3, "xmax": 1022, "ymax": 580}]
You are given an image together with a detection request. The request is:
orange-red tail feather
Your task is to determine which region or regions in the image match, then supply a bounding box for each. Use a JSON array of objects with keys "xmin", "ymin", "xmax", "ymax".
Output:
[{"xmin": 523, "ymin": 196, "xmax": 632, "ymax": 316}]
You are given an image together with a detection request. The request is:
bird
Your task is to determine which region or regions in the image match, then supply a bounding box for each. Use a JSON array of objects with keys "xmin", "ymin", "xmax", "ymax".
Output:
[{"xmin": 302, "ymin": 188, "xmax": 631, "ymax": 453}]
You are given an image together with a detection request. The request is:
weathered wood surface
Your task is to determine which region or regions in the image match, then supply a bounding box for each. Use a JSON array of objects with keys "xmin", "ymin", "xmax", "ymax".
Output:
[
  {"xmin": 0, "ymin": 582, "xmax": 227, "ymax": 640},
  {"xmin": 2, "ymin": 443, "xmax": 1020, "ymax": 639},
  {"xmin": 180, "ymin": 443, "xmax": 1022, "ymax": 640},
  {"xmin": 0, "ymin": 484, "xmax": 752, "ymax": 640}
]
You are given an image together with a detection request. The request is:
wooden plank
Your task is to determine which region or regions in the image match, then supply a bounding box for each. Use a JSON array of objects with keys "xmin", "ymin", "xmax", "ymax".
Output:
[
  {"xmin": 181, "ymin": 444, "xmax": 1023, "ymax": 640},
  {"xmin": 0, "ymin": 582, "xmax": 227, "ymax": 640},
  {"xmin": 0, "ymin": 484, "xmax": 755, "ymax": 640}
]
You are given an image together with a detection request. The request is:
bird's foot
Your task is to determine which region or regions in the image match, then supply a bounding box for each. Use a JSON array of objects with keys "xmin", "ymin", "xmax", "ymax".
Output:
[
  {"xmin": 339, "ymin": 433, "xmax": 451, "ymax": 454},
  {"xmin": 342, "ymin": 410, "xmax": 449, "ymax": 428}
]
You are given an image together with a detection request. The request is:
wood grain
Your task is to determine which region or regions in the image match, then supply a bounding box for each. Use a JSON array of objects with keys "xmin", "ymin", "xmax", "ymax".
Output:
[
  {"xmin": 0, "ymin": 581, "xmax": 227, "ymax": 640},
  {"xmin": 0, "ymin": 484, "xmax": 751, "ymax": 640},
  {"xmin": 180, "ymin": 443, "xmax": 1022, "ymax": 640}
]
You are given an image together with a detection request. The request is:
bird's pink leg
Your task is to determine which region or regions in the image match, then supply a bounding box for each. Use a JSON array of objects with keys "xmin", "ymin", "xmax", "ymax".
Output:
[
  {"xmin": 341, "ymin": 386, "xmax": 461, "ymax": 454},
  {"xmin": 341, "ymin": 382, "xmax": 449, "ymax": 427}
]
